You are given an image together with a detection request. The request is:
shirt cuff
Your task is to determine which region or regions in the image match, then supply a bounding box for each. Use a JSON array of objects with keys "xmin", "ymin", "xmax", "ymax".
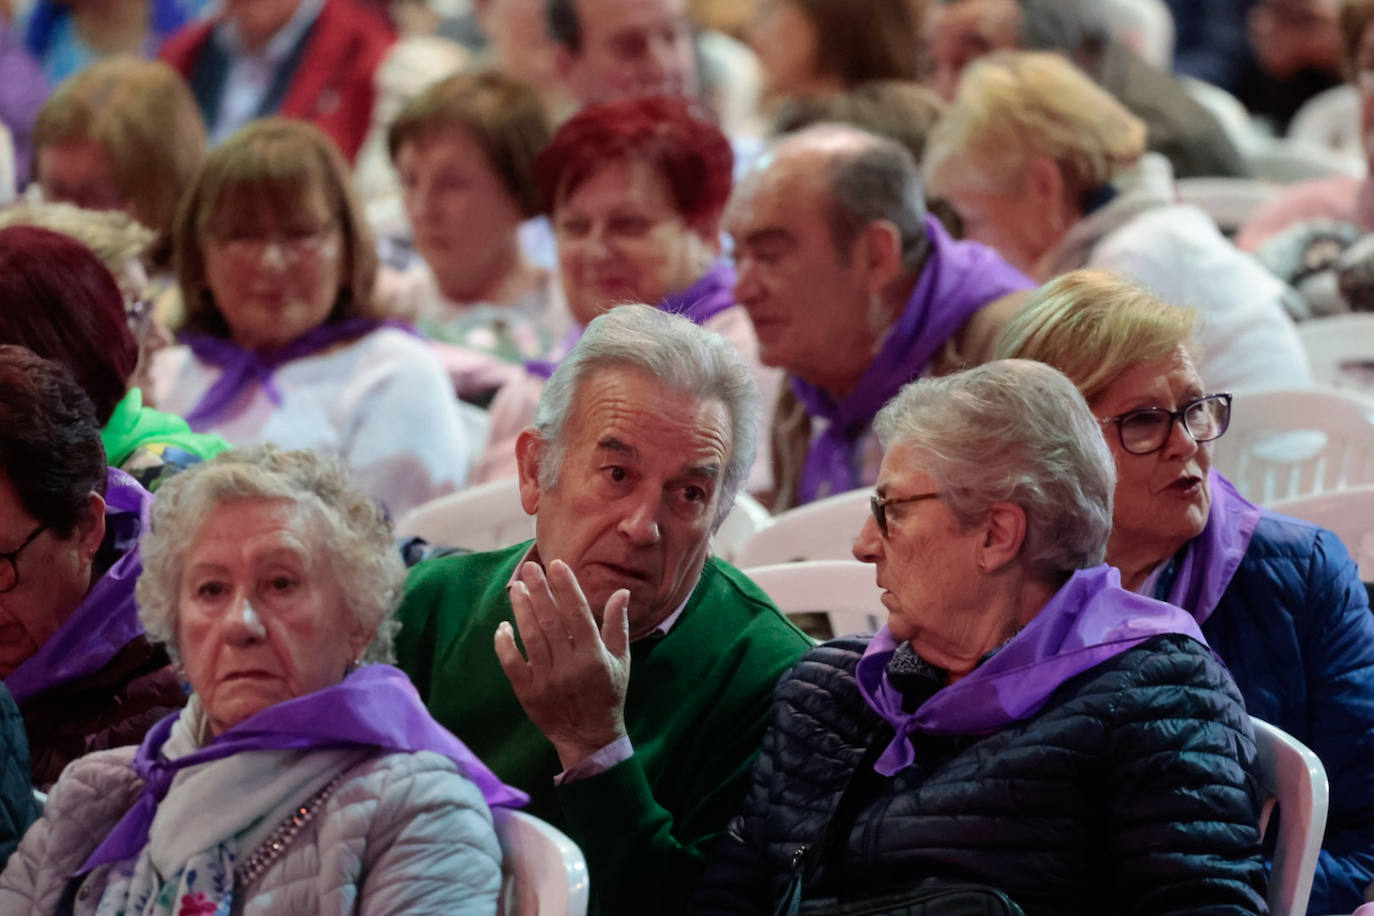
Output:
[{"xmin": 553, "ymin": 735, "xmax": 635, "ymax": 785}]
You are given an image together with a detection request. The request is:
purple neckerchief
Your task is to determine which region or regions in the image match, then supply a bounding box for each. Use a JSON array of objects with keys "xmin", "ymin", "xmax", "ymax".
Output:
[
  {"xmin": 180, "ymin": 318, "xmax": 421, "ymax": 430},
  {"xmin": 855, "ymin": 564, "xmax": 1208, "ymax": 777},
  {"xmin": 792, "ymin": 217, "xmax": 1033, "ymax": 503},
  {"xmin": 5, "ymin": 469, "xmax": 151, "ymax": 705},
  {"xmin": 1160, "ymin": 470, "xmax": 1263, "ymax": 625},
  {"xmin": 524, "ymin": 261, "xmax": 739, "ymax": 380},
  {"xmin": 77, "ymin": 664, "xmax": 526, "ymax": 876}
]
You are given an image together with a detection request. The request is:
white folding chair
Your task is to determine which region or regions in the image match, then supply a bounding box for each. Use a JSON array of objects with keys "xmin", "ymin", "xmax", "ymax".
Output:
[
  {"xmin": 1287, "ymin": 84, "xmax": 1361, "ymax": 159},
  {"xmin": 744, "ymin": 561, "xmax": 885, "ymax": 640},
  {"xmin": 1298, "ymin": 314, "xmax": 1374, "ymax": 396},
  {"xmin": 711, "ymin": 492, "xmax": 773, "ymax": 564},
  {"xmin": 494, "ymin": 807, "xmax": 590, "ymax": 916},
  {"xmin": 393, "ymin": 477, "xmax": 533, "ymax": 552},
  {"xmin": 1100, "ymin": 0, "xmax": 1175, "ymax": 71},
  {"xmin": 1210, "ymin": 387, "xmax": 1374, "ymax": 504},
  {"xmin": 1181, "ymin": 77, "xmax": 1270, "ymax": 157},
  {"xmin": 733, "ymin": 488, "xmax": 870, "ymax": 568},
  {"xmin": 1247, "ymin": 138, "xmax": 1366, "ymax": 185},
  {"xmin": 1269, "ymin": 485, "xmax": 1374, "ymax": 579},
  {"xmin": 1249, "ymin": 717, "xmax": 1329, "ymax": 916},
  {"xmin": 1175, "ymin": 177, "xmax": 1279, "ymax": 236}
]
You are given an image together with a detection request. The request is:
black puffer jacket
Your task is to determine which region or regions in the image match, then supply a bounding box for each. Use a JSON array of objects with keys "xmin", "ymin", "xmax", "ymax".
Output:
[{"xmin": 691, "ymin": 634, "xmax": 1269, "ymax": 916}]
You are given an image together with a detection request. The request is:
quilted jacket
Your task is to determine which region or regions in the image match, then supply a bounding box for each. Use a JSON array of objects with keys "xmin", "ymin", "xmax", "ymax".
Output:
[
  {"xmin": 1195, "ymin": 513, "xmax": 1374, "ymax": 913},
  {"xmin": 691, "ymin": 633, "xmax": 1270, "ymax": 916},
  {"xmin": 0, "ymin": 684, "xmax": 37, "ymax": 870},
  {"xmin": 0, "ymin": 746, "xmax": 502, "ymax": 914}
]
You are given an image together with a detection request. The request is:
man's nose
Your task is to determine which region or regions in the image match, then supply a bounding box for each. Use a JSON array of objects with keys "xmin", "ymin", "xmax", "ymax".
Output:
[{"xmin": 618, "ymin": 495, "xmax": 662, "ymax": 547}]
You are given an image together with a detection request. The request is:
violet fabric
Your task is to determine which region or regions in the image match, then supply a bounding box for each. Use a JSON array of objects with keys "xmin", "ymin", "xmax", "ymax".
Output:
[
  {"xmin": 5, "ymin": 468, "xmax": 150, "ymax": 705},
  {"xmin": 180, "ymin": 318, "xmax": 421, "ymax": 430},
  {"xmin": 78, "ymin": 664, "xmax": 526, "ymax": 875},
  {"xmin": 525, "ymin": 260, "xmax": 738, "ymax": 380},
  {"xmin": 1162, "ymin": 470, "xmax": 1263, "ymax": 625},
  {"xmin": 791, "ymin": 217, "xmax": 1033, "ymax": 503},
  {"xmin": 855, "ymin": 564, "xmax": 1209, "ymax": 777}
]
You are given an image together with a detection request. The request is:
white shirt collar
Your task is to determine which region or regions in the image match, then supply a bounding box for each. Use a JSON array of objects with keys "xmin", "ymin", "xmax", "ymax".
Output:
[{"xmin": 216, "ymin": 0, "xmax": 326, "ymax": 63}]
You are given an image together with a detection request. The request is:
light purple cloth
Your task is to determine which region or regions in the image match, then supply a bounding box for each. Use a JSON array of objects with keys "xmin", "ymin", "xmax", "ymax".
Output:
[
  {"xmin": 77, "ymin": 664, "xmax": 526, "ymax": 876},
  {"xmin": 0, "ymin": 22, "xmax": 46, "ymax": 190},
  {"xmin": 856, "ymin": 564, "xmax": 1209, "ymax": 777},
  {"xmin": 791, "ymin": 217, "xmax": 1033, "ymax": 504},
  {"xmin": 1161, "ymin": 470, "xmax": 1263, "ymax": 625},
  {"xmin": 5, "ymin": 468, "xmax": 150, "ymax": 705}
]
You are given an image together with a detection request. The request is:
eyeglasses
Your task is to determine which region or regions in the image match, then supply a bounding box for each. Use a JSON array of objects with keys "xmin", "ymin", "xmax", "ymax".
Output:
[
  {"xmin": 209, "ymin": 223, "xmax": 339, "ymax": 264},
  {"xmin": 1099, "ymin": 393, "xmax": 1232, "ymax": 456},
  {"xmin": 0, "ymin": 521, "xmax": 47, "ymax": 595},
  {"xmin": 870, "ymin": 491, "xmax": 940, "ymax": 537}
]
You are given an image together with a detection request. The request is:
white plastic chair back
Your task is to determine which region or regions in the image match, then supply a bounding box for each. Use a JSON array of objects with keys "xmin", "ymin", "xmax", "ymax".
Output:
[
  {"xmin": 1181, "ymin": 77, "xmax": 1270, "ymax": 157},
  {"xmin": 734, "ymin": 488, "xmax": 871, "ymax": 568},
  {"xmin": 711, "ymin": 492, "xmax": 773, "ymax": 564},
  {"xmin": 1210, "ymin": 387, "xmax": 1374, "ymax": 504},
  {"xmin": 744, "ymin": 561, "xmax": 885, "ymax": 639},
  {"xmin": 1249, "ymin": 717, "xmax": 1329, "ymax": 916},
  {"xmin": 494, "ymin": 807, "xmax": 590, "ymax": 916},
  {"xmin": 1175, "ymin": 177, "xmax": 1278, "ymax": 235},
  {"xmin": 393, "ymin": 477, "xmax": 533, "ymax": 552},
  {"xmin": 1101, "ymin": 0, "xmax": 1175, "ymax": 71},
  {"xmin": 1287, "ymin": 84, "xmax": 1361, "ymax": 159},
  {"xmin": 1247, "ymin": 138, "xmax": 1366, "ymax": 184},
  {"xmin": 1269, "ymin": 485, "xmax": 1374, "ymax": 579},
  {"xmin": 1297, "ymin": 314, "xmax": 1374, "ymax": 397}
]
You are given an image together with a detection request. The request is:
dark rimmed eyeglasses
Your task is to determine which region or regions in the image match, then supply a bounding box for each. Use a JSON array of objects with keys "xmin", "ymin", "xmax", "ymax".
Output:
[
  {"xmin": 869, "ymin": 492, "xmax": 940, "ymax": 537},
  {"xmin": 0, "ymin": 521, "xmax": 47, "ymax": 595},
  {"xmin": 1099, "ymin": 393, "xmax": 1232, "ymax": 456}
]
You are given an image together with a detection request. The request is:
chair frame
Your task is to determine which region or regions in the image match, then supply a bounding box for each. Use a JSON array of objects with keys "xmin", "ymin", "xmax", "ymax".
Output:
[
  {"xmin": 734, "ymin": 488, "xmax": 871, "ymax": 568},
  {"xmin": 743, "ymin": 560, "xmax": 885, "ymax": 639},
  {"xmin": 1249, "ymin": 717, "xmax": 1329, "ymax": 916},
  {"xmin": 494, "ymin": 807, "xmax": 590, "ymax": 916}
]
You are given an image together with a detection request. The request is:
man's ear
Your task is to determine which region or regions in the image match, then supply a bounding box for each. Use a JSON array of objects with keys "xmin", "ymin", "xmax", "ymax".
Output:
[
  {"xmin": 858, "ymin": 219, "xmax": 906, "ymax": 298},
  {"xmin": 76, "ymin": 492, "xmax": 107, "ymax": 561},
  {"xmin": 1024, "ymin": 155, "xmax": 1068, "ymax": 220},
  {"xmin": 977, "ymin": 501, "xmax": 1027, "ymax": 575},
  {"xmin": 515, "ymin": 428, "xmax": 547, "ymax": 516}
]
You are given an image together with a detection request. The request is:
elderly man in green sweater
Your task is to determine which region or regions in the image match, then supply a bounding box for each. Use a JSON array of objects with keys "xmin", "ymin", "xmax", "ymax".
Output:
[{"xmin": 395, "ymin": 305, "xmax": 812, "ymax": 916}]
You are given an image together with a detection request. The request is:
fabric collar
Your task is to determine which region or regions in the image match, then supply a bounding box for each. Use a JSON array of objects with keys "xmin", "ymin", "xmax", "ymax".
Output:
[
  {"xmin": 790, "ymin": 216, "xmax": 1032, "ymax": 503},
  {"xmin": 855, "ymin": 564, "xmax": 1208, "ymax": 776},
  {"xmin": 215, "ymin": 0, "xmax": 324, "ymax": 62},
  {"xmin": 1157, "ymin": 470, "xmax": 1263, "ymax": 625},
  {"xmin": 5, "ymin": 468, "xmax": 151, "ymax": 705},
  {"xmin": 77, "ymin": 664, "xmax": 527, "ymax": 877}
]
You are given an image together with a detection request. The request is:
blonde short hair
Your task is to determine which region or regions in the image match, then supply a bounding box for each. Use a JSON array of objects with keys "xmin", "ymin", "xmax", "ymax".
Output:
[
  {"xmin": 994, "ymin": 269, "xmax": 1200, "ymax": 404},
  {"xmin": 924, "ymin": 51, "xmax": 1147, "ymax": 200}
]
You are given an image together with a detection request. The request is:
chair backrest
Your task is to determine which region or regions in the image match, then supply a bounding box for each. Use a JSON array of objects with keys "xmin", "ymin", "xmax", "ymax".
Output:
[
  {"xmin": 1297, "ymin": 314, "xmax": 1374, "ymax": 396},
  {"xmin": 1247, "ymin": 138, "xmax": 1367, "ymax": 184},
  {"xmin": 494, "ymin": 807, "xmax": 590, "ymax": 916},
  {"xmin": 710, "ymin": 492, "xmax": 774, "ymax": 564},
  {"xmin": 1175, "ymin": 177, "xmax": 1279, "ymax": 236},
  {"xmin": 1181, "ymin": 77, "xmax": 1269, "ymax": 157},
  {"xmin": 1100, "ymin": 0, "xmax": 1175, "ymax": 70},
  {"xmin": 734, "ymin": 488, "xmax": 870, "ymax": 568},
  {"xmin": 743, "ymin": 560, "xmax": 885, "ymax": 640},
  {"xmin": 393, "ymin": 476, "xmax": 533, "ymax": 552},
  {"xmin": 1249, "ymin": 717, "xmax": 1329, "ymax": 916},
  {"xmin": 1269, "ymin": 484, "xmax": 1374, "ymax": 579},
  {"xmin": 1210, "ymin": 387, "xmax": 1374, "ymax": 504},
  {"xmin": 1287, "ymin": 84, "xmax": 1361, "ymax": 159}
]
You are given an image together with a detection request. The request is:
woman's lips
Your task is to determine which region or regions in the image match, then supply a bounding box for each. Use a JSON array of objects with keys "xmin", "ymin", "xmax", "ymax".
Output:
[{"xmin": 1167, "ymin": 475, "xmax": 1204, "ymax": 495}]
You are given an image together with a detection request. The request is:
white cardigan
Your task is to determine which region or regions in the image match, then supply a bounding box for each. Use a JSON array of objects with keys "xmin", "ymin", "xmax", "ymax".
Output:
[{"xmin": 151, "ymin": 327, "xmax": 477, "ymax": 518}]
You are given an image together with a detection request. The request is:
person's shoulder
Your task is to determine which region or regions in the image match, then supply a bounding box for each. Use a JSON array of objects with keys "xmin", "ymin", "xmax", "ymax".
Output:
[
  {"xmin": 404, "ymin": 542, "xmax": 528, "ymax": 604},
  {"xmin": 316, "ymin": 0, "xmax": 394, "ymax": 49},
  {"xmin": 332, "ymin": 749, "xmax": 484, "ymax": 811},
  {"xmin": 1066, "ymin": 633, "xmax": 1242, "ymax": 714},
  {"xmin": 43, "ymin": 746, "xmax": 142, "ymax": 820},
  {"xmin": 696, "ymin": 558, "xmax": 815, "ymax": 647}
]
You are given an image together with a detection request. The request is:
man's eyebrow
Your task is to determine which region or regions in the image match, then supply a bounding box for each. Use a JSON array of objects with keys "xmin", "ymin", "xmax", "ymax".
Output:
[
  {"xmin": 742, "ymin": 227, "xmax": 793, "ymax": 249},
  {"xmin": 597, "ymin": 437, "xmax": 637, "ymax": 458},
  {"xmin": 680, "ymin": 462, "xmax": 721, "ymax": 481}
]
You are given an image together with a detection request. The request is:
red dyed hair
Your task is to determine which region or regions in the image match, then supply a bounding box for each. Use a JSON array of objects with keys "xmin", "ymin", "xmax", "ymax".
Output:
[
  {"xmin": 0, "ymin": 226, "xmax": 136, "ymax": 424},
  {"xmin": 535, "ymin": 96, "xmax": 734, "ymax": 229}
]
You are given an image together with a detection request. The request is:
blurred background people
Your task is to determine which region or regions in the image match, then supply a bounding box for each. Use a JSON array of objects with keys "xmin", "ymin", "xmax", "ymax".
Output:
[
  {"xmin": 998, "ymin": 270, "xmax": 1374, "ymax": 912},
  {"xmin": 151, "ymin": 118, "xmax": 475, "ymax": 518},
  {"xmin": 22, "ymin": 0, "xmax": 196, "ymax": 84},
  {"xmin": 0, "ymin": 19, "xmax": 46, "ymax": 193},
  {"xmin": 1241, "ymin": 0, "xmax": 1345, "ymax": 132},
  {"xmin": 547, "ymin": 0, "xmax": 697, "ymax": 106},
  {"xmin": 924, "ymin": 51, "xmax": 1311, "ymax": 393},
  {"xmin": 1, "ymin": 446, "xmax": 521, "ymax": 914},
  {"xmin": 0, "ymin": 345, "xmax": 185, "ymax": 790}
]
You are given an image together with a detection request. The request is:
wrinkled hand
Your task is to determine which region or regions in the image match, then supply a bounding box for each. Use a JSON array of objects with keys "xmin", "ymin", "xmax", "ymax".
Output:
[{"xmin": 494, "ymin": 559, "xmax": 632, "ymax": 770}]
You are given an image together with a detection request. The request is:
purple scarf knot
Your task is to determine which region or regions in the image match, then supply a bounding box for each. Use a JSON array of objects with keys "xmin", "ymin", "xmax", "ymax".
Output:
[
  {"xmin": 180, "ymin": 318, "xmax": 420, "ymax": 430},
  {"xmin": 855, "ymin": 565, "xmax": 1208, "ymax": 777},
  {"xmin": 1161, "ymin": 470, "xmax": 1263, "ymax": 624},
  {"xmin": 791, "ymin": 217, "xmax": 1033, "ymax": 503},
  {"xmin": 76, "ymin": 664, "xmax": 526, "ymax": 877}
]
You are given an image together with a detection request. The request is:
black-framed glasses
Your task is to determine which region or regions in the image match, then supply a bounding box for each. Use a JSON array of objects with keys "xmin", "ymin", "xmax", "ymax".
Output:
[
  {"xmin": 1100, "ymin": 393, "xmax": 1232, "ymax": 456},
  {"xmin": 0, "ymin": 522, "xmax": 47, "ymax": 595},
  {"xmin": 870, "ymin": 492, "xmax": 940, "ymax": 537}
]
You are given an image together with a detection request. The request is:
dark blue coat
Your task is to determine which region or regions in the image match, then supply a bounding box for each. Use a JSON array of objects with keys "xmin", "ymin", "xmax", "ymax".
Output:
[
  {"xmin": 0, "ymin": 683, "xmax": 38, "ymax": 870},
  {"xmin": 1187, "ymin": 512, "xmax": 1374, "ymax": 914}
]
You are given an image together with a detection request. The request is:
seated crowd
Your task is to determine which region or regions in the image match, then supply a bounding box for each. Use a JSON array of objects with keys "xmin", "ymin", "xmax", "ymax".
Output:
[{"xmin": 2, "ymin": 0, "xmax": 1374, "ymax": 914}]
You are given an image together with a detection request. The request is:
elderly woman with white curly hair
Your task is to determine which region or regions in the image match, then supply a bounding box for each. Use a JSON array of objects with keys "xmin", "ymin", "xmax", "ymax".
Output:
[
  {"xmin": 692, "ymin": 360, "xmax": 1269, "ymax": 916},
  {"xmin": 0, "ymin": 446, "xmax": 524, "ymax": 915}
]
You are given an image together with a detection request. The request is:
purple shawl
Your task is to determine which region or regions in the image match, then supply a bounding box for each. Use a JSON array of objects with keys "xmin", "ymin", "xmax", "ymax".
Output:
[
  {"xmin": 1159, "ymin": 470, "xmax": 1263, "ymax": 625},
  {"xmin": 78, "ymin": 664, "xmax": 527, "ymax": 876},
  {"xmin": 5, "ymin": 468, "xmax": 150, "ymax": 705},
  {"xmin": 525, "ymin": 260, "xmax": 739, "ymax": 380},
  {"xmin": 791, "ymin": 217, "xmax": 1033, "ymax": 503},
  {"xmin": 180, "ymin": 318, "xmax": 420, "ymax": 430},
  {"xmin": 856, "ymin": 564, "xmax": 1208, "ymax": 777}
]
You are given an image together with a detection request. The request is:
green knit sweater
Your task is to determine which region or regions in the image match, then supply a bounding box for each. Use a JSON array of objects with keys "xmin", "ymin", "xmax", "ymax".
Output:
[{"xmin": 396, "ymin": 542, "xmax": 813, "ymax": 916}]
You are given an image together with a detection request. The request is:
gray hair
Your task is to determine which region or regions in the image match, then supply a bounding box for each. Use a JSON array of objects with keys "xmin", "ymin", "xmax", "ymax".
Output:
[
  {"xmin": 136, "ymin": 446, "xmax": 405, "ymax": 665},
  {"xmin": 873, "ymin": 359, "xmax": 1115, "ymax": 577},
  {"xmin": 1016, "ymin": 0, "xmax": 1111, "ymax": 62},
  {"xmin": 532, "ymin": 305, "xmax": 760, "ymax": 527}
]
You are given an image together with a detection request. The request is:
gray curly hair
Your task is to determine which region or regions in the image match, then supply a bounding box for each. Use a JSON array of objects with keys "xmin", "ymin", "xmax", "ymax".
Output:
[{"xmin": 136, "ymin": 446, "xmax": 405, "ymax": 665}]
